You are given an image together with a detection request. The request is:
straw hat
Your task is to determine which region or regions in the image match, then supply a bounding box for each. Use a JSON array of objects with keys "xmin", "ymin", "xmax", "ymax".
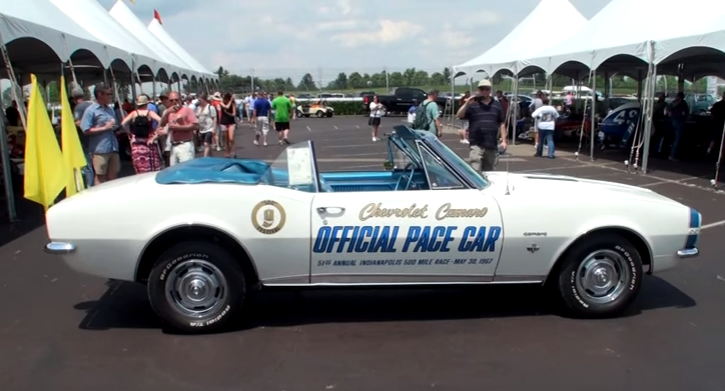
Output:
[{"xmin": 135, "ymin": 95, "xmax": 149, "ymax": 105}]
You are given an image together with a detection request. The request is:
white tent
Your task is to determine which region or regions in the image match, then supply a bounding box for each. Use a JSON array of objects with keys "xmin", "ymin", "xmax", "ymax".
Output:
[
  {"xmin": 108, "ymin": 0, "xmax": 197, "ymax": 80},
  {"xmin": 147, "ymin": 18, "xmax": 214, "ymax": 80},
  {"xmin": 453, "ymin": 0, "xmax": 587, "ymax": 77},
  {"xmin": 48, "ymin": 0, "xmax": 168, "ymax": 80},
  {"xmin": 0, "ymin": 0, "xmax": 125, "ymax": 72},
  {"xmin": 654, "ymin": 13, "xmax": 725, "ymax": 79},
  {"xmin": 523, "ymin": 0, "xmax": 725, "ymax": 77}
]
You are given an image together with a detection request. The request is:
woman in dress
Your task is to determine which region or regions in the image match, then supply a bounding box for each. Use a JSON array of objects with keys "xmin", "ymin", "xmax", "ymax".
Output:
[
  {"xmin": 369, "ymin": 95, "xmax": 384, "ymax": 142},
  {"xmin": 121, "ymin": 95, "xmax": 165, "ymax": 174},
  {"xmin": 219, "ymin": 92, "xmax": 237, "ymax": 158}
]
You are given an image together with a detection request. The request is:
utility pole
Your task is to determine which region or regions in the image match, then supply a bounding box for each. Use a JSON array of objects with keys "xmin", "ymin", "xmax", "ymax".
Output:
[
  {"xmin": 317, "ymin": 67, "xmax": 323, "ymax": 92},
  {"xmin": 250, "ymin": 68, "xmax": 255, "ymax": 93},
  {"xmin": 384, "ymin": 66, "xmax": 390, "ymax": 93}
]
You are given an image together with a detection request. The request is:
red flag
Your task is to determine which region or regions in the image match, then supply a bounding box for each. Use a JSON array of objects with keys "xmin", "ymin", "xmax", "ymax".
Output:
[{"xmin": 154, "ymin": 9, "xmax": 162, "ymax": 24}]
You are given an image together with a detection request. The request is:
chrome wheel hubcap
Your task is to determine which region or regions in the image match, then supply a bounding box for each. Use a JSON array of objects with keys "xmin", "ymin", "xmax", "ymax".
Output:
[
  {"xmin": 165, "ymin": 259, "xmax": 227, "ymax": 318},
  {"xmin": 575, "ymin": 249, "xmax": 630, "ymax": 304}
]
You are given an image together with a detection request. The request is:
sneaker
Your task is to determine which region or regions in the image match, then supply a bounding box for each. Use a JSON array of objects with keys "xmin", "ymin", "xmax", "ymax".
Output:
[
  {"xmin": 263, "ymin": 142, "xmax": 267, "ymax": 147},
  {"xmin": 253, "ymin": 140, "xmax": 259, "ymax": 146},
  {"xmin": 283, "ymin": 138, "xmax": 291, "ymax": 145},
  {"xmin": 460, "ymin": 139, "xmax": 469, "ymax": 144},
  {"xmin": 279, "ymin": 140, "xmax": 284, "ymax": 145},
  {"xmin": 215, "ymin": 146, "xmax": 221, "ymax": 152},
  {"xmin": 372, "ymin": 137, "xmax": 379, "ymax": 142}
]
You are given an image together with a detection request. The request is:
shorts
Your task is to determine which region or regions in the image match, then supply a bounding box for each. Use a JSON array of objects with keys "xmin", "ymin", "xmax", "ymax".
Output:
[
  {"xmin": 369, "ymin": 117, "xmax": 381, "ymax": 126},
  {"xmin": 92, "ymin": 152, "xmax": 121, "ymax": 176},
  {"xmin": 469, "ymin": 145, "xmax": 498, "ymax": 172},
  {"xmin": 460, "ymin": 119, "xmax": 469, "ymax": 130},
  {"xmin": 256, "ymin": 117, "xmax": 270, "ymax": 135},
  {"xmin": 275, "ymin": 121, "xmax": 290, "ymax": 132},
  {"xmin": 200, "ymin": 131, "xmax": 213, "ymax": 144}
]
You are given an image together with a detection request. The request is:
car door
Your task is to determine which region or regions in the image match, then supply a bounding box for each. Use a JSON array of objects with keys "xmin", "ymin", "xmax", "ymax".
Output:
[{"xmin": 310, "ymin": 183, "xmax": 504, "ymax": 284}]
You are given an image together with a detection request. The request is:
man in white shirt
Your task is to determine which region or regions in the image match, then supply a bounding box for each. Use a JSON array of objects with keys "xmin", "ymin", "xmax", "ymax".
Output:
[{"xmin": 531, "ymin": 98, "xmax": 559, "ymax": 159}]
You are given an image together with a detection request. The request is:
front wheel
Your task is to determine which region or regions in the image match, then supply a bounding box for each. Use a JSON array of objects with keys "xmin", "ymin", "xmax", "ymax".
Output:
[
  {"xmin": 554, "ymin": 233, "xmax": 643, "ymax": 318},
  {"xmin": 147, "ymin": 241, "xmax": 247, "ymax": 333}
]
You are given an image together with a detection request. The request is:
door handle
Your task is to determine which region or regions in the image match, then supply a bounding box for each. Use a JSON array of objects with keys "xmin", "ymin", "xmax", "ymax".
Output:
[{"xmin": 317, "ymin": 206, "xmax": 345, "ymax": 214}]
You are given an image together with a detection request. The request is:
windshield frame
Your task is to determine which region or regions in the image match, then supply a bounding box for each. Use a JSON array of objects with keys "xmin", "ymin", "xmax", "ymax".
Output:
[{"xmin": 390, "ymin": 125, "xmax": 488, "ymax": 190}]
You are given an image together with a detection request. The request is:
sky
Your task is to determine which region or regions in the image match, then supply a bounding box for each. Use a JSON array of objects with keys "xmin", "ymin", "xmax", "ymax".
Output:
[{"xmin": 94, "ymin": 0, "xmax": 612, "ymax": 81}]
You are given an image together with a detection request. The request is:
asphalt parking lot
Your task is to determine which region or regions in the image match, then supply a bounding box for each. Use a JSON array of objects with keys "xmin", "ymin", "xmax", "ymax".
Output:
[{"xmin": 1, "ymin": 115, "xmax": 724, "ymax": 390}]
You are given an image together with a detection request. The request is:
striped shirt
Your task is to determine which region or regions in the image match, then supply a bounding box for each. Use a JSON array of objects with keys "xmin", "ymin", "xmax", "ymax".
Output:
[{"xmin": 463, "ymin": 99, "xmax": 504, "ymax": 149}]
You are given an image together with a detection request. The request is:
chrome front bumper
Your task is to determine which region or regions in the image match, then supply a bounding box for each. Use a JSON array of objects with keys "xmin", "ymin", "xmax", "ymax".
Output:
[
  {"xmin": 677, "ymin": 247, "xmax": 699, "ymax": 258},
  {"xmin": 44, "ymin": 242, "xmax": 76, "ymax": 254}
]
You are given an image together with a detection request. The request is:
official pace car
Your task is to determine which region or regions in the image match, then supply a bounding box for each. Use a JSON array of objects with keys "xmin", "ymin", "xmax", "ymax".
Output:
[{"xmin": 44, "ymin": 126, "xmax": 701, "ymax": 333}]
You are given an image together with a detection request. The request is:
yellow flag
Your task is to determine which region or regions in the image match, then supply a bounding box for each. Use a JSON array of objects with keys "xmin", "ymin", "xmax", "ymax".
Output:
[
  {"xmin": 23, "ymin": 74, "xmax": 67, "ymax": 211},
  {"xmin": 60, "ymin": 76, "xmax": 87, "ymax": 197}
]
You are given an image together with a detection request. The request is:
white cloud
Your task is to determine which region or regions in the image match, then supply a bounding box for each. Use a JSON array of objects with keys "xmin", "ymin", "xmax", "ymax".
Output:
[
  {"xmin": 316, "ymin": 20, "xmax": 360, "ymax": 31},
  {"xmin": 331, "ymin": 20, "xmax": 424, "ymax": 48},
  {"xmin": 91, "ymin": 0, "xmax": 612, "ymax": 82}
]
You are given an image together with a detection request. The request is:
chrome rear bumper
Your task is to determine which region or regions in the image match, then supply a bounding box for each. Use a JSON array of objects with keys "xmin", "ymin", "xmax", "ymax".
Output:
[
  {"xmin": 44, "ymin": 242, "xmax": 76, "ymax": 254},
  {"xmin": 676, "ymin": 247, "xmax": 698, "ymax": 258}
]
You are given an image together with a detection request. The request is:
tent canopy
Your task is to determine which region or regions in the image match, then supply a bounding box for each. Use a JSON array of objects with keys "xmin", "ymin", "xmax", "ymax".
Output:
[
  {"xmin": 453, "ymin": 0, "xmax": 587, "ymax": 77},
  {"xmin": 108, "ymin": 0, "xmax": 196, "ymax": 81},
  {"xmin": 48, "ymin": 0, "xmax": 169, "ymax": 81},
  {"xmin": 0, "ymin": 0, "xmax": 123, "ymax": 74},
  {"xmin": 524, "ymin": 0, "xmax": 725, "ymax": 77},
  {"xmin": 655, "ymin": 13, "xmax": 725, "ymax": 80},
  {"xmin": 147, "ymin": 18, "xmax": 213, "ymax": 81}
]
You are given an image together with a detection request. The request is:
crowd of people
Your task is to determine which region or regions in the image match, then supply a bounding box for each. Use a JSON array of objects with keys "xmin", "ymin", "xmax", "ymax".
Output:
[{"xmin": 61, "ymin": 84, "xmax": 298, "ymax": 189}]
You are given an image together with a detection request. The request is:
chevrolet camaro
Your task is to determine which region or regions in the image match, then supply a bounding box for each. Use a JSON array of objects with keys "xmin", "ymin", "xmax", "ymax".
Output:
[{"xmin": 44, "ymin": 126, "xmax": 701, "ymax": 333}]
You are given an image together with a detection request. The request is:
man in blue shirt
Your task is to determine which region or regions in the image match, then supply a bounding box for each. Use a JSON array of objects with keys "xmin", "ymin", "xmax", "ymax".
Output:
[
  {"xmin": 252, "ymin": 91, "xmax": 272, "ymax": 146},
  {"xmin": 80, "ymin": 84, "xmax": 121, "ymax": 184}
]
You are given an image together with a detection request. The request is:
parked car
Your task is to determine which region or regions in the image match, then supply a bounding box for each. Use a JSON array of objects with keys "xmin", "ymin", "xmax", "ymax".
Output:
[
  {"xmin": 296, "ymin": 101, "xmax": 334, "ymax": 118},
  {"xmin": 44, "ymin": 125, "xmax": 701, "ymax": 333},
  {"xmin": 361, "ymin": 87, "xmax": 447, "ymax": 115}
]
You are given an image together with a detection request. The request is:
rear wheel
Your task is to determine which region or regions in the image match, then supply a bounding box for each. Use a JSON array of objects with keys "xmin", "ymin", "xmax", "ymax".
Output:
[
  {"xmin": 316, "ymin": 110, "xmax": 324, "ymax": 118},
  {"xmin": 554, "ymin": 233, "xmax": 642, "ymax": 318},
  {"xmin": 147, "ymin": 241, "xmax": 246, "ymax": 333}
]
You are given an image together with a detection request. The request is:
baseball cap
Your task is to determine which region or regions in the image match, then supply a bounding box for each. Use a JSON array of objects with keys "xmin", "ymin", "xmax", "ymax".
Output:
[{"xmin": 477, "ymin": 79, "xmax": 492, "ymax": 88}]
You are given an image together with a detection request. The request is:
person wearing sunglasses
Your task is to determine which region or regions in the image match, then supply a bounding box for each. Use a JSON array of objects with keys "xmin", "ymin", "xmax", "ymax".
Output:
[
  {"xmin": 159, "ymin": 91, "xmax": 199, "ymax": 166},
  {"xmin": 456, "ymin": 79, "xmax": 507, "ymax": 173},
  {"xmin": 79, "ymin": 83, "xmax": 122, "ymax": 184}
]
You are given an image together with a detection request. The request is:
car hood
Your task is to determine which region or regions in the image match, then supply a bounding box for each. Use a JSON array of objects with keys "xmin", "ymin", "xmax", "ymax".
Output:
[{"xmin": 484, "ymin": 171, "xmax": 681, "ymax": 205}]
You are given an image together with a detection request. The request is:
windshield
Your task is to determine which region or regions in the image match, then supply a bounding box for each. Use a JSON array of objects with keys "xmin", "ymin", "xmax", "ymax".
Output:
[
  {"xmin": 260, "ymin": 141, "xmax": 320, "ymax": 192},
  {"xmin": 425, "ymin": 136, "xmax": 488, "ymax": 189}
]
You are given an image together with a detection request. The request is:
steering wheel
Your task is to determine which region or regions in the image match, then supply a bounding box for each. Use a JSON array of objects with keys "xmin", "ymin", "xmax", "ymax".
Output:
[{"xmin": 394, "ymin": 162, "xmax": 416, "ymax": 191}]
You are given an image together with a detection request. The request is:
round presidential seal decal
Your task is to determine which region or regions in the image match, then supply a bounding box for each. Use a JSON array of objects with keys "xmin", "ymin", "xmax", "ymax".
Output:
[{"xmin": 251, "ymin": 200, "xmax": 286, "ymax": 235}]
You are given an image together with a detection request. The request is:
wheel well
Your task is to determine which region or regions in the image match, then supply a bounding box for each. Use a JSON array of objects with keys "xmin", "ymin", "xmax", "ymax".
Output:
[
  {"xmin": 546, "ymin": 227, "xmax": 653, "ymax": 285},
  {"xmin": 134, "ymin": 225, "xmax": 260, "ymax": 287}
]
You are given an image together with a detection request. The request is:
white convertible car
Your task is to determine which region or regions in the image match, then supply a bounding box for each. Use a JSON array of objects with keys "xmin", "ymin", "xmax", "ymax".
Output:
[{"xmin": 44, "ymin": 126, "xmax": 701, "ymax": 333}]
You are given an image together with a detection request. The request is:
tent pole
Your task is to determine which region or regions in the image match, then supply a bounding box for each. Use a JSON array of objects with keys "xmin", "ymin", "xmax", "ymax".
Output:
[
  {"xmin": 590, "ymin": 70, "xmax": 597, "ymax": 161},
  {"xmin": 641, "ymin": 66, "xmax": 657, "ymax": 175},
  {"xmin": 0, "ymin": 26, "xmax": 19, "ymax": 222},
  {"xmin": 512, "ymin": 74, "xmax": 519, "ymax": 146}
]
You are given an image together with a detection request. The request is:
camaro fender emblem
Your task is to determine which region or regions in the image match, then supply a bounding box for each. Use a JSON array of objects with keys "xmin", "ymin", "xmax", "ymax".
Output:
[
  {"xmin": 251, "ymin": 200, "xmax": 287, "ymax": 235},
  {"xmin": 527, "ymin": 244, "xmax": 540, "ymax": 253}
]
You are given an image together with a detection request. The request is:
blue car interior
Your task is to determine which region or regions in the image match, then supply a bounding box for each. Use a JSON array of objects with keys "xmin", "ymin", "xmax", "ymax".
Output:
[{"xmin": 155, "ymin": 125, "xmax": 474, "ymax": 192}]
